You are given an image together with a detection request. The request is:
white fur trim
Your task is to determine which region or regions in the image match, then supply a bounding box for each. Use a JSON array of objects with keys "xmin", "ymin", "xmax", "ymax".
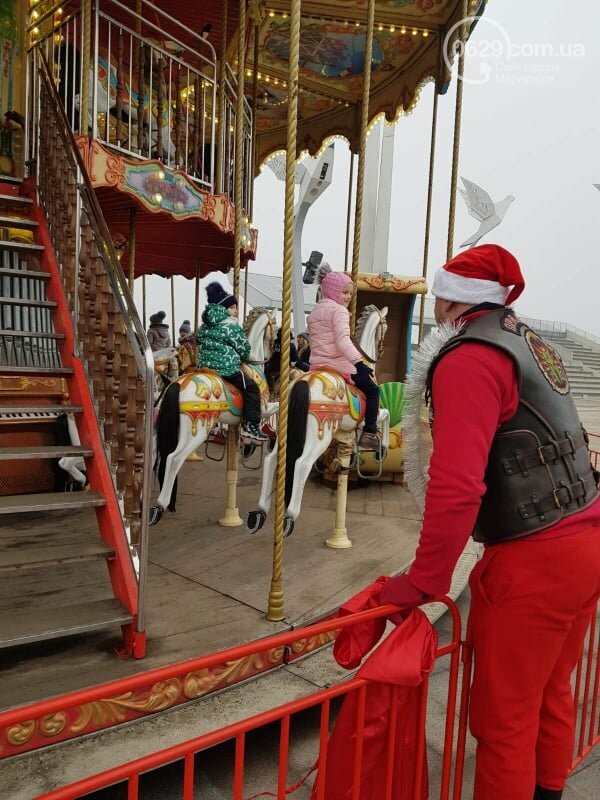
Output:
[
  {"xmin": 431, "ymin": 270, "xmax": 510, "ymax": 305},
  {"xmin": 402, "ymin": 321, "xmax": 464, "ymax": 513}
]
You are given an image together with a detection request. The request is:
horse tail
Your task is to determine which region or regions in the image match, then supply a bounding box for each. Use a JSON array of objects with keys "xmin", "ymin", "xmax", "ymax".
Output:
[
  {"xmin": 284, "ymin": 380, "xmax": 310, "ymax": 508},
  {"xmin": 156, "ymin": 382, "xmax": 180, "ymax": 500}
]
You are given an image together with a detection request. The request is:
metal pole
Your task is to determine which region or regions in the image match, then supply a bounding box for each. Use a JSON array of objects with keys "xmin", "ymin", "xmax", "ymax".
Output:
[
  {"xmin": 80, "ymin": 0, "xmax": 91, "ymax": 136},
  {"xmin": 128, "ymin": 206, "xmax": 137, "ymax": 293},
  {"xmin": 170, "ymin": 275, "xmax": 176, "ymax": 337},
  {"xmin": 418, "ymin": 73, "xmax": 440, "ymax": 343},
  {"xmin": 142, "ymin": 275, "xmax": 147, "ymax": 329},
  {"xmin": 446, "ymin": 1, "xmax": 469, "ymax": 260},
  {"xmin": 349, "ymin": 0, "xmax": 375, "ymax": 328},
  {"xmin": 233, "ymin": 0, "xmax": 246, "ymax": 302},
  {"xmin": 243, "ymin": 21, "xmax": 260, "ymax": 320},
  {"xmin": 193, "ymin": 262, "xmax": 200, "ymax": 332},
  {"xmin": 266, "ymin": 0, "xmax": 301, "ymax": 623},
  {"xmin": 215, "ymin": 0, "xmax": 229, "ymax": 194},
  {"xmin": 343, "ymin": 153, "xmax": 355, "ymax": 272}
]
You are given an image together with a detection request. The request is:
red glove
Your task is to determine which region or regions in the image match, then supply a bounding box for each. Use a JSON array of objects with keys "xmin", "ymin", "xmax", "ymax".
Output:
[{"xmin": 380, "ymin": 573, "xmax": 433, "ymax": 625}]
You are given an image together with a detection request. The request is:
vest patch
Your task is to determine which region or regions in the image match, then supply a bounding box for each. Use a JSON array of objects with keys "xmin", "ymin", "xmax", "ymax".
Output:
[
  {"xmin": 500, "ymin": 309, "xmax": 525, "ymax": 336},
  {"xmin": 524, "ymin": 329, "xmax": 570, "ymax": 395}
]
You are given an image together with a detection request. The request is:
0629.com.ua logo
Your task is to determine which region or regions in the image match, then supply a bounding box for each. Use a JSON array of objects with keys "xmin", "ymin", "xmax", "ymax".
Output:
[{"xmin": 443, "ymin": 16, "xmax": 585, "ymax": 85}]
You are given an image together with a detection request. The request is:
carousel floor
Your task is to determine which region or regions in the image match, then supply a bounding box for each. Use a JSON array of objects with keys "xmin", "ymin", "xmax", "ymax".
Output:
[{"xmin": 0, "ymin": 452, "xmax": 422, "ymax": 711}]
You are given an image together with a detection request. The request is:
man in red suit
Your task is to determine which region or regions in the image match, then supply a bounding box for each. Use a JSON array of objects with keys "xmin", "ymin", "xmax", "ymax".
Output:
[{"xmin": 381, "ymin": 244, "xmax": 600, "ymax": 800}]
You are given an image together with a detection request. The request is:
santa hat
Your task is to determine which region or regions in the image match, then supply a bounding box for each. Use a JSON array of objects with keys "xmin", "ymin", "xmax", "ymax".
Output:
[
  {"xmin": 317, "ymin": 263, "xmax": 353, "ymax": 305},
  {"xmin": 206, "ymin": 282, "xmax": 237, "ymax": 309},
  {"xmin": 431, "ymin": 244, "xmax": 524, "ymax": 306}
]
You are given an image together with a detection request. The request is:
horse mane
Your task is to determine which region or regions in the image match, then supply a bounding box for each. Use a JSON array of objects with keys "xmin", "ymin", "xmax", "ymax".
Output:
[
  {"xmin": 354, "ymin": 304, "xmax": 380, "ymax": 343},
  {"xmin": 242, "ymin": 306, "xmax": 269, "ymax": 335}
]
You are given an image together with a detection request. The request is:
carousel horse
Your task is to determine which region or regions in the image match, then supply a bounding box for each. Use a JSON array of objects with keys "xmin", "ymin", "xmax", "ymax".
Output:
[
  {"xmin": 248, "ymin": 304, "xmax": 390, "ymax": 538},
  {"xmin": 149, "ymin": 307, "xmax": 278, "ymax": 525}
]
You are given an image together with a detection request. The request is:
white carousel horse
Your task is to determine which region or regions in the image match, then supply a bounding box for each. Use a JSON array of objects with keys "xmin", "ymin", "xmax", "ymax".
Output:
[
  {"xmin": 149, "ymin": 307, "xmax": 278, "ymax": 525},
  {"xmin": 248, "ymin": 305, "xmax": 390, "ymax": 538}
]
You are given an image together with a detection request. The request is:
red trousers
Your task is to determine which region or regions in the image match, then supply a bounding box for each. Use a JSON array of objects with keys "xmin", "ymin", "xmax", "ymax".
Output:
[{"xmin": 468, "ymin": 525, "xmax": 600, "ymax": 800}]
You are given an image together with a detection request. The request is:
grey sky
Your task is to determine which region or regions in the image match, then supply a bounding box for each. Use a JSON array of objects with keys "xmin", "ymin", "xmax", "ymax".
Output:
[{"xmin": 143, "ymin": 0, "xmax": 600, "ymax": 338}]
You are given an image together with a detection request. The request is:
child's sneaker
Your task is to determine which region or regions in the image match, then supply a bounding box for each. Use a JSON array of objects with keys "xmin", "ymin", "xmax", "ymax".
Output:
[{"xmin": 242, "ymin": 422, "xmax": 269, "ymax": 442}]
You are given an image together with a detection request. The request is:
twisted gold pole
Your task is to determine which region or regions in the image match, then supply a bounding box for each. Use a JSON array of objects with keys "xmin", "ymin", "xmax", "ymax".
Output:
[
  {"xmin": 418, "ymin": 58, "xmax": 441, "ymax": 344},
  {"xmin": 215, "ymin": 0, "xmax": 228, "ymax": 194},
  {"xmin": 80, "ymin": 0, "xmax": 91, "ymax": 136},
  {"xmin": 233, "ymin": 0, "xmax": 246, "ymax": 303},
  {"xmin": 349, "ymin": 0, "xmax": 375, "ymax": 329},
  {"xmin": 446, "ymin": 0, "xmax": 469, "ymax": 261},
  {"xmin": 128, "ymin": 206, "xmax": 137, "ymax": 293},
  {"xmin": 266, "ymin": 0, "xmax": 302, "ymax": 623}
]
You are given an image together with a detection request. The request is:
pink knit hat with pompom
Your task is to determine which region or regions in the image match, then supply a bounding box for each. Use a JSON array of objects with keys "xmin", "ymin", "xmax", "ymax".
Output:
[{"xmin": 319, "ymin": 265, "xmax": 353, "ymax": 305}]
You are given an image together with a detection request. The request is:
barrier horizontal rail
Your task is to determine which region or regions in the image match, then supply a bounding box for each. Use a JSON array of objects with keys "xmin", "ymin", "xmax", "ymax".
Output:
[{"xmin": 22, "ymin": 599, "xmax": 463, "ymax": 800}]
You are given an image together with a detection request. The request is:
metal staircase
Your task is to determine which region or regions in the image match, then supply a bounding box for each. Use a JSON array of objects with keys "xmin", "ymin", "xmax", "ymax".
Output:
[{"xmin": 0, "ymin": 51, "xmax": 154, "ymax": 656}]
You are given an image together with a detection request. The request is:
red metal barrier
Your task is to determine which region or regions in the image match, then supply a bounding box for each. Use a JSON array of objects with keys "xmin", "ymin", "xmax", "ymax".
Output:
[{"xmin": 9, "ymin": 599, "xmax": 600, "ymax": 799}]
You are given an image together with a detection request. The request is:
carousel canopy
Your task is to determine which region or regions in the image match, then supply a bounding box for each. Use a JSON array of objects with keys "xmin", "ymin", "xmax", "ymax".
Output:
[{"xmin": 152, "ymin": 0, "xmax": 486, "ymax": 165}]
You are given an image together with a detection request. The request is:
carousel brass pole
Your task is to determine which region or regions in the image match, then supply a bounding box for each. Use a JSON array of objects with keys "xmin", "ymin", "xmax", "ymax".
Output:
[
  {"xmin": 266, "ymin": 0, "xmax": 301, "ymax": 623},
  {"xmin": 343, "ymin": 152, "xmax": 355, "ymax": 273},
  {"xmin": 142, "ymin": 275, "xmax": 147, "ymax": 329},
  {"xmin": 80, "ymin": 0, "xmax": 91, "ymax": 136},
  {"xmin": 170, "ymin": 275, "xmax": 176, "ymax": 335},
  {"xmin": 243, "ymin": 21, "xmax": 260, "ymax": 320},
  {"xmin": 233, "ymin": 0, "xmax": 247, "ymax": 303},
  {"xmin": 349, "ymin": 0, "xmax": 375, "ymax": 329},
  {"xmin": 193, "ymin": 261, "xmax": 200, "ymax": 332},
  {"xmin": 446, "ymin": 0, "xmax": 469, "ymax": 260},
  {"xmin": 215, "ymin": 0, "xmax": 229, "ymax": 194},
  {"xmin": 127, "ymin": 206, "xmax": 137, "ymax": 293},
  {"xmin": 418, "ymin": 68, "xmax": 440, "ymax": 343}
]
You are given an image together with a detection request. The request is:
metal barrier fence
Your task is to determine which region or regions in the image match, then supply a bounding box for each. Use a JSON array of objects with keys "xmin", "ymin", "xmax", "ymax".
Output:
[
  {"xmin": 589, "ymin": 433, "xmax": 600, "ymax": 470},
  {"xmin": 4, "ymin": 595, "xmax": 597, "ymax": 800},
  {"xmin": 520, "ymin": 316, "xmax": 600, "ymax": 347}
]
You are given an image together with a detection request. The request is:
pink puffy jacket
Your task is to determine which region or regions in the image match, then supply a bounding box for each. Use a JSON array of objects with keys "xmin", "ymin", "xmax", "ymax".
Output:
[{"xmin": 308, "ymin": 298, "xmax": 362, "ymax": 377}]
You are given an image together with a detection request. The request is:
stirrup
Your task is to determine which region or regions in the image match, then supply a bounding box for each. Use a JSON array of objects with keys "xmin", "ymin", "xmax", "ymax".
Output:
[{"xmin": 355, "ymin": 432, "xmax": 385, "ymax": 479}]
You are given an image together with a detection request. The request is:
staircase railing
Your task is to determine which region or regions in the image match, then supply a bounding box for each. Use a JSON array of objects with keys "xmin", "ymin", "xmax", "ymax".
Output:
[
  {"xmin": 27, "ymin": 49, "xmax": 154, "ymax": 633},
  {"xmin": 521, "ymin": 316, "xmax": 600, "ymax": 347}
]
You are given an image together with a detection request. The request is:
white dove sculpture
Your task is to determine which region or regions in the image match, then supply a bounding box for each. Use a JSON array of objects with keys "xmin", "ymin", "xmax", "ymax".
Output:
[{"xmin": 459, "ymin": 178, "xmax": 515, "ymax": 248}]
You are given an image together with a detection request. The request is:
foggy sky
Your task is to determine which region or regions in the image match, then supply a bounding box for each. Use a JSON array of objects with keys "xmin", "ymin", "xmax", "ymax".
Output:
[{"xmin": 143, "ymin": 1, "xmax": 600, "ymax": 338}]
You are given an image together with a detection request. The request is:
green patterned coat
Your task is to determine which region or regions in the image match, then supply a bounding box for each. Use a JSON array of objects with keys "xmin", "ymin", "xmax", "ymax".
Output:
[{"xmin": 196, "ymin": 304, "xmax": 250, "ymax": 376}]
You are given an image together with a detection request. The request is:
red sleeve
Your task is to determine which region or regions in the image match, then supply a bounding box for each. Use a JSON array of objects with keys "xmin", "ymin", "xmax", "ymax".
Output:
[{"xmin": 408, "ymin": 343, "xmax": 518, "ymax": 596}]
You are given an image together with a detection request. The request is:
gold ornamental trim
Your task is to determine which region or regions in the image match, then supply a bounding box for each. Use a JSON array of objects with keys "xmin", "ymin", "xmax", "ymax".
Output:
[{"xmin": 356, "ymin": 272, "xmax": 427, "ymax": 295}]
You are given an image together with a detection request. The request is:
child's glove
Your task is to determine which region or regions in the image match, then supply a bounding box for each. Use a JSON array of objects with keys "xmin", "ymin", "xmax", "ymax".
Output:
[{"xmin": 354, "ymin": 361, "xmax": 374, "ymax": 377}]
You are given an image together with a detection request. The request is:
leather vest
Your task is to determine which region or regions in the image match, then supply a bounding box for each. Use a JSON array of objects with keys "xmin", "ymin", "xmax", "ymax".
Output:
[{"xmin": 427, "ymin": 309, "xmax": 599, "ymax": 544}]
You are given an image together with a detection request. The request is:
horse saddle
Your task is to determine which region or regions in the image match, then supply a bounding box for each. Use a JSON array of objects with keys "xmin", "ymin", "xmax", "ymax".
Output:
[
  {"xmin": 185, "ymin": 367, "xmax": 268, "ymax": 417},
  {"xmin": 306, "ymin": 367, "xmax": 367, "ymax": 422}
]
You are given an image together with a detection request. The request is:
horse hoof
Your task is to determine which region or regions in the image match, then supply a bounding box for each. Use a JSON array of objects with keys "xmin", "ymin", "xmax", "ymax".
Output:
[
  {"xmin": 283, "ymin": 517, "xmax": 295, "ymax": 538},
  {"xmin": 247, "ymin": 510, "xmax": 266, "ymax": 534},
  {"xmin": 149, "ymin": 506, "xmax": 163, "ymax": 526},
  {"xmin": 167, "ymin": 503, "xmax": 176, "ymax": 513},
  {"xmin": 242, "ymin": 443, "xmax": 256, "ymax": 459}
]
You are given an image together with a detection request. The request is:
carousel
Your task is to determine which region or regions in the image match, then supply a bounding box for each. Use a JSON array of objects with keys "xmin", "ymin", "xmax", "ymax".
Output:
[{"xmin": 0, "ymin": 0, "xmax": 484, "ymax": 759}]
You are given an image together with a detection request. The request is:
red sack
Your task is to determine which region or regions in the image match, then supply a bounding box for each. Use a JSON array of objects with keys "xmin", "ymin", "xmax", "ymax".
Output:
[
  {"xmin": 312, "ymin": 609, "xmax": 437, "ymax": 800},
  {"xmin": 333, "ymin": 575, "xmax": 388, "ymax": 669}
]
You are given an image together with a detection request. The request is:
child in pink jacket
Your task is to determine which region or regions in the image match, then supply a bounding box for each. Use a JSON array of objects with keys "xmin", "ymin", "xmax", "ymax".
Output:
[{"xmin": 307, "ymin": 265, "xmax": 380, "ymax": 449}]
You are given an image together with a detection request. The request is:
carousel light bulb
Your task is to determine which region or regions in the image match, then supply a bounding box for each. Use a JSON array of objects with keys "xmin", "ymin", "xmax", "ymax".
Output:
[
  {"xmin": 378, "ymin": 24, "xmax": 383, "ymax": 31},
  {"xmin": 282, "ymin": 13, "xmax": 288, "ymax": 19},
  {"xmin": 153, "ymin": 193, "xmax": 163, "ymax": 204},
  {"xmin": 269, "ymin": 10, "xmax": 275, "ymax": 17},
  {"xmin": 412, "ymin": 29, "xmax": 418, "ymax": 35},
  {"xmin": 401, "ymin": 26, "xmax": 406, "ymax": 34},
  {"xmin": 31, "ymin": 9, "xmax": 39, "ymax": 19},
  {"xmin": 56, "ymin": 7, "xmax": 63, "ymax": 14},
  {"xmin": 422, "ymin": 30, "xmax": 429, "ymax": 37},
  {"xmin": 156, "ymin": 170, "xmax": 165, "ymax": 180},
  {"xmin": 390, "ymin": 25, "xmax": 395, "ymax": 33}
]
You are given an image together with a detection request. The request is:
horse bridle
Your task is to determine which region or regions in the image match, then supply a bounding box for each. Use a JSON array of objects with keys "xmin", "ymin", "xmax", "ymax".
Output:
[
  {"xmin": 351, "ymin": 312, "xmax": 386, "ymax": 364},
  {"xmin": 247, "ymin": 315, "xmax": 275, "ymax": 366}
]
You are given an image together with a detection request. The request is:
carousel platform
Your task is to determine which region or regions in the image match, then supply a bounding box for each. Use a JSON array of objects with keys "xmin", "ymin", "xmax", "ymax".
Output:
[{"xmin": 0, "ymin": 450, "xmax": 422, "ymax": 715}]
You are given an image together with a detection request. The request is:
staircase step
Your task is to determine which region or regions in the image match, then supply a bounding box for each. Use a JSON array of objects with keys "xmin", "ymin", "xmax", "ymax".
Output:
[
  {"xmin": 0, "ymin": 329, "xmax": 64, "ymax": 340},
  {"xmin": 0, "ymin": 598, "xmax": 132, "ymax": 648},
  {"xmin": 0, "ymin": 445, "xmax": 93, "ymax": 460},
  {"xmin": 0, "ymin": 491, "xmax": 105, "ymax": 515},
  {"xmin": 0, "ymin": 194, "xmax": 32, "ymax": 209},
  {"xmin": 0, "ymin": 404, "xmax": 82, "ymax": 417},
  {"xmin": 0, "ymin": 267, "xmax": 50, "ymax": 279},
  {"xmin": 0, "ymin": 296, "xmax": 56, "ymax": 308},
  {"xmin": 0, "ymin": 239, "xmax": 43, "ymax": 253},
  {"xmin": 0, "ymin": 541, "xmax": 114, "ymax": 571},
  {"xmin": 0, "ymin": 365, "xmax": 73, "ymax": 375},
  {"xmin": 0, "ymin": 215, "xmax": 38, "ymax": 230}
]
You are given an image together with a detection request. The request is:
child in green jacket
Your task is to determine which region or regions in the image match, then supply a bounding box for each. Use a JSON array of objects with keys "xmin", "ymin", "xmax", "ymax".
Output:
[{"xmin": 197, "ymin": 283, "xmax": 267, "ymax": 442}]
